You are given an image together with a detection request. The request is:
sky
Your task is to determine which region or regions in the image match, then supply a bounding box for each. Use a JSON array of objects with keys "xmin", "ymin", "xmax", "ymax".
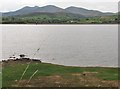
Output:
[{"xmin": 0, "ymin": 0, "xmax": 119, "ymax": 13}]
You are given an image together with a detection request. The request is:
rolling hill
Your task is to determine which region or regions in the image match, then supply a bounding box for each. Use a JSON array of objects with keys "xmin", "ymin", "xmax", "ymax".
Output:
[
  {"xmin": 1, "ymin": 5, "xmax": 118, "ymax": 24},
  {"xmin": 65, "ymin": 6, "xmax": 114, "ymax": 17},
  {"xmin": 2, "ymin": 5, "xmax": 115, "ymax": 17}
]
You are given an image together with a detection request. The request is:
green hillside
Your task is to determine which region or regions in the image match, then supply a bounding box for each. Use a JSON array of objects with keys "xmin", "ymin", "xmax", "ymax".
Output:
[
  {"xmin": 2, "ymin": 12, "xmax": 84, "ymax": 24},
  {"xmin": 2, "ymin": 13, "xmax": 119, "ymax": 24}
]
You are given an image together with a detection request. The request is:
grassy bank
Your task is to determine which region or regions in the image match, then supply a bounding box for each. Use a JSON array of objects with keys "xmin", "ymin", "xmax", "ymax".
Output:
[{"xmin": 2, "ymin": 61, "xmax": 119, "ymax": 87}]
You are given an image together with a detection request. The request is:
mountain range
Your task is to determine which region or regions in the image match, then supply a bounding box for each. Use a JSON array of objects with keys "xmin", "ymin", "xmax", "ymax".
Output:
[{"xmin": 2, "ymin": 5, "xmax": 115, "ymax": 17}]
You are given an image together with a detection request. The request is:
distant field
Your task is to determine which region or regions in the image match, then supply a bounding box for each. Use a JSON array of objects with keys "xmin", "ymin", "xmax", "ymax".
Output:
[
  {"xmin": 1, "ymin": 14, "xmax": 119, "ymax": 24},
  {"xmin": 2, "ymin": 61, "xmax": 119, "ymax": 87}
]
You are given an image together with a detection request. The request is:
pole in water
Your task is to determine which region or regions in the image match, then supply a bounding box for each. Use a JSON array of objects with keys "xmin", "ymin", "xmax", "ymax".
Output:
[
  {"xmin": 37, "ymin": 48, "xmax": 40, "ymax": 51},
  {"xmin": 33, "ymin": 48, "xmax": 40, "ymax": 58}
]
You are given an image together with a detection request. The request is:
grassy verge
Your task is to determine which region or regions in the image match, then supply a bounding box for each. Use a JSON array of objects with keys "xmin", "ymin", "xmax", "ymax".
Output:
[{"xmin": 2, "ymin": 61, "xmax": 119, "ymax": 87}]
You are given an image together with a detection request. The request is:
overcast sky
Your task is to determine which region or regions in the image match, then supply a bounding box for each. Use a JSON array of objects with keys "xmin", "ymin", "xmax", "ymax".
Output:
[{"xmin": 0, "ymin": 0, "xmax": 119, "ymax": 13}]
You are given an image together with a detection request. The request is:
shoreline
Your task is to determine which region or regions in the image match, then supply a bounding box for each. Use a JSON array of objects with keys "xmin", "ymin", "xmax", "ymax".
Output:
[
  {"xmin": 1, "ymin": 59, "xmax": 119, "ymax": 68},
  {"xmin": 0, "ymin": 24, "xmax": 118, "ymax": 26}
]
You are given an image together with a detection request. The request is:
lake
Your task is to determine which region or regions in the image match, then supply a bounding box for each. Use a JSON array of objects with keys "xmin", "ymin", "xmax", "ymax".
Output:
[{"xmin": 1, "ymin": 25, "xmax": 118, "ymax": 67}]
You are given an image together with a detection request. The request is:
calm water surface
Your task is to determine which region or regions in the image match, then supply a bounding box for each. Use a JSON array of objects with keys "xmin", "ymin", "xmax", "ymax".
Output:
[{"xmin": 1, "ymin": 25, "xmax": 118, "ymax": 67}]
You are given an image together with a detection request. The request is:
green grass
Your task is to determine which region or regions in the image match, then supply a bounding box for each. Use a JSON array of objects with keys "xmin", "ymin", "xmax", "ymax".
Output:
[
  {"xmin": 0, "ymin": 67, "xmax": 2, "ymax": 88},
  {"xmin": 2, "ymin": 62, "xmax": 119, "ymax": 87}
]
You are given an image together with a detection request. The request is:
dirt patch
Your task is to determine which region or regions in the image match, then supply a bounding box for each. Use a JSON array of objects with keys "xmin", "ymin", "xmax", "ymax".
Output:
[
  {"xmin": 82, "ymin": 72, "xmax": 98, "ymax": 76},
  {"xmin": 14, "ymin": 74, "xmax": 119, "ymax": 87},
  {"xmin": 72, "ymin": 73, "xmax": 81, "ymax": 76}
]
